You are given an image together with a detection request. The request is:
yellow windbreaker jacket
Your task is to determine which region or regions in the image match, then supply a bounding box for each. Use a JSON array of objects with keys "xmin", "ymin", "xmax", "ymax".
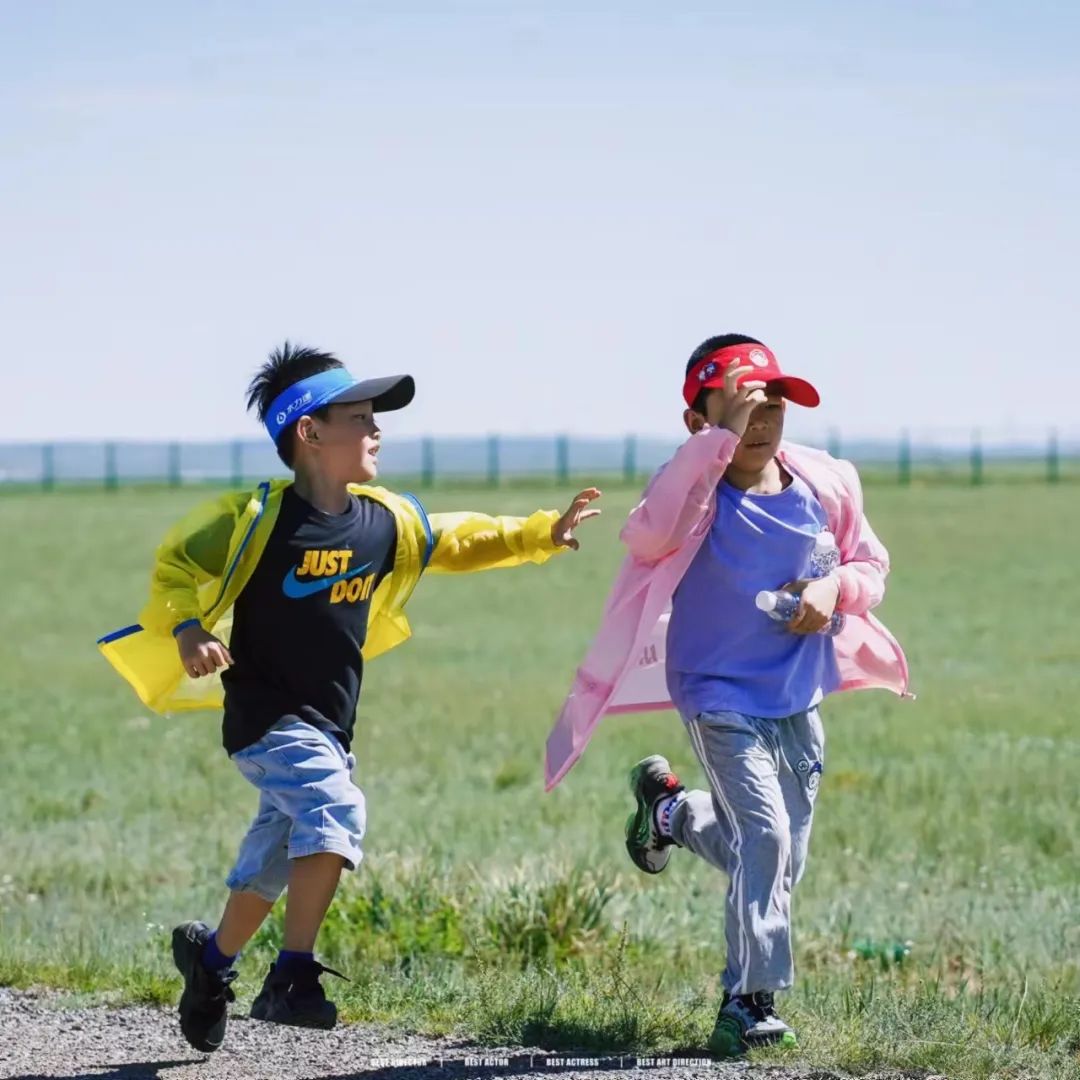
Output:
[{"xmin": 99, "ymin": 479, "xmax": 564, "ymax": 715}]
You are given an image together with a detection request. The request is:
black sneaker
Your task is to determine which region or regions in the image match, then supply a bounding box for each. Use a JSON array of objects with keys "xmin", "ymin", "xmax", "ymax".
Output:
[
  {"xmin": 708, "ymin": 991, "xmax": 797, "ymax": 1056},
  {"xmin": 250, "ymin": 959, "xmax": 348, "ymax": 1029},
  {"xmin": 171, "ymin": 921, "xmax": 238, "ymax": 1053},
  {"xmin": 625, "ymin": 754, "xmax": 685, "ymax": 874}
]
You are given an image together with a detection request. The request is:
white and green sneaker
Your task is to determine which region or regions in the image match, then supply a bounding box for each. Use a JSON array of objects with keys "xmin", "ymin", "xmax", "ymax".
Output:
[
  {"xmin": 708, "ymin": 992, "xmax": 797, "ymax": 1057},
  {"xmin": 625, "ymin": 755, "xmax": 685, "ymax": 874}
]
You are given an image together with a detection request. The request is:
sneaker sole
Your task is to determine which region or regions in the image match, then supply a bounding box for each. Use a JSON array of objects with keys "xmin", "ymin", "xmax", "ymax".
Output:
[
  {"xmin": 746, "ymin": 1029, "xmax": 797, "ymax": 1050},
  {"xmin": 251, "ymin": 1005, "xmax": 338, "ymax": 1030},
  {"xmin": 709, "ymin": 1021, "xmax": 797, "ymax": 1057},
  {"xmin": 177, "ymin": 987, "xmax": 226, "ymax": 1053}
]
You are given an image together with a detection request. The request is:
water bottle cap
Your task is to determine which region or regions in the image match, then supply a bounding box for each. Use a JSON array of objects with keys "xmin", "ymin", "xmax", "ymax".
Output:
[
  {"xmin": 814, "ymin": 530, "xmax": 837, "ymax": 551},
  {"xmin": 755, "ymin": 590, "xmax": 778, "ymax": 613}
]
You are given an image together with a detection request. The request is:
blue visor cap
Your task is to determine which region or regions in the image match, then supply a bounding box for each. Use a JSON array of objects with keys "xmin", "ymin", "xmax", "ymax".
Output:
[{"xmin": 264, "ymin": 368, "xmax": 415, "ymax": 444}]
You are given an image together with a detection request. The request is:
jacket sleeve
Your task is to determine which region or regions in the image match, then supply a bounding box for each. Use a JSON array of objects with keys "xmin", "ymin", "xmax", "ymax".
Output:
[
  {"xmin": 620, "ymin": 427, "xmax": 741, "ymax": 562},
  {"xmin": 138, "ymin": 494, "xmax": 240, "ymax": 635},
  {"xmin": 833, "ymin": 460, "xmax": 889, "ymax": 615},
  {"xmin": 426, "ymin": 508, "xmax": 564, "ymax": 574}
]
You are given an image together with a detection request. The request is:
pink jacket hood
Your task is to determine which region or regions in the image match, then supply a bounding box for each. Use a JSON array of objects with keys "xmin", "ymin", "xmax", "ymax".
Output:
[{"xmin": 545, "ymin": 427, "xmax": 910, "ymax": 791}]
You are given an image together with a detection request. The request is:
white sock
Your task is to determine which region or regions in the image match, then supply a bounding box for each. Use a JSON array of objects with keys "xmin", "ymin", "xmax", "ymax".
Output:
[{"xmin": 653, "ymin": 792, "xmax": 686, "ymax": 839}]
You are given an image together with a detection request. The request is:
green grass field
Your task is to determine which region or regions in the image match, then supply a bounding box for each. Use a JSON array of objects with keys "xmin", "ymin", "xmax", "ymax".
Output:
[{"xmin": 2, "ymin": 482, "xmax": 1079, "ymax": 1078}]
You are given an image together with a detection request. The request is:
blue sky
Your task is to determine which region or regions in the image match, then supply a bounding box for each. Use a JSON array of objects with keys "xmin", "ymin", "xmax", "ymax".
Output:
[{"xmin": 2, "ymin": 2, "xmax": 1077, "ymax": 444}]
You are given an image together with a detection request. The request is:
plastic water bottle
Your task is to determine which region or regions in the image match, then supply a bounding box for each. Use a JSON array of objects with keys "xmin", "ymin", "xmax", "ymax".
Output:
[
  {"xmin": 809, "ymin": 530, "xmax": 840, "ymax": 577},
  {"xmin": 809, "ymin": 530, "xmax": 844, "ymax": 634},
  {"xmin": 755, "ymin": 589, "xmax": 845, "ymax": 637}
]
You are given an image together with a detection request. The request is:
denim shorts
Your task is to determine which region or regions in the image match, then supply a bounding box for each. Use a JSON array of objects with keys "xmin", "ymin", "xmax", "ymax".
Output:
[{"xmin": 225, "ymin": 719, "xmax": 365, "ymax": 902}]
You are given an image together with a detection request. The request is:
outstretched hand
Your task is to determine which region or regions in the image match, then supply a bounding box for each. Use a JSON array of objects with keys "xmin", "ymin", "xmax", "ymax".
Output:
[{"xmin": 552, "ymin": 487, "xmax": 603, "ymax": 551}]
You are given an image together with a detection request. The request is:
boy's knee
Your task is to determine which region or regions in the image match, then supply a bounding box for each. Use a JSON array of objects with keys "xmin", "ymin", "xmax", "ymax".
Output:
[
  {"xmin": 227, "ymin": 809, "xmax": 291, "ymax": 899},
  {"xmin": 289, "ymin": 787, "xmax": 366, "ymax": 870},
  {"xmin": 745, "ymin": 817, "xmax": 791, "ymax": 864},
  {"xmin": 227, "ymin": 877, "xmax": 286, "ymax": 904}
]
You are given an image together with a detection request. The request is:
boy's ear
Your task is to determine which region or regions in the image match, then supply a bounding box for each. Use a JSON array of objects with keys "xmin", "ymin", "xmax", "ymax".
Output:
[
  {"xmin": 295, "ymin": 415, "xmax": 319, "ymax": 447},
  {"xmin": 684, "ymin": 408, "xmax": 706, "ymax": 435}
]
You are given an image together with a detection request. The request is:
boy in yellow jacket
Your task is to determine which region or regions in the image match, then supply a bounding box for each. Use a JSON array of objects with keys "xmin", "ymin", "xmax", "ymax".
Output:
[{"xmin": 99, "ymin": 343, "xmax": 600, "ymax": 1052}]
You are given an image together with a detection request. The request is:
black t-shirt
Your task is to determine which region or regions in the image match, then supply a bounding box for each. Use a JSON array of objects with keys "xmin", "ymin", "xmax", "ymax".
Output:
[{"xmin": 221, "ymin": 487, "xmax": 397, "ymax": 754}]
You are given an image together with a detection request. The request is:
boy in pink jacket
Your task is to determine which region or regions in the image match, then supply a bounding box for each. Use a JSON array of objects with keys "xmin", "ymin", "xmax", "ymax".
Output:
[{"xmin": 545, "ymin": 334, "xmax": 909, "ymax": 1056}]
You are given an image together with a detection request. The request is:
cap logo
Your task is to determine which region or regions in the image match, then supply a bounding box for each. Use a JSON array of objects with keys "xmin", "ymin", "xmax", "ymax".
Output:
[
  {"xmin": 749, "ymin": 348, "xmax": 770, "ymax": 368},
  {"xmin": 264, "ymin": 372, "xmax": 355, "ymax": 445},
  {"xmin": 276, "ymin": 390, "xmax": 312, "ymax": 426},
  {"xmin": 698, "ymin": 361, "xmax": 718, "ymax": 383}
]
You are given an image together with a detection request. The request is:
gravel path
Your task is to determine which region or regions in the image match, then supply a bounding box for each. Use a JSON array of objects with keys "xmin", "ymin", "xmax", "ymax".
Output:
[{"xmin": 0, "ymin": 988, "xmax": 927, "ymax": 1080}]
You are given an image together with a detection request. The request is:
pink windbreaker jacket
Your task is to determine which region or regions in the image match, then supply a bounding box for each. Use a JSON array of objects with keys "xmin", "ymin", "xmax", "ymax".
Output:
[{"xmin": 545, "ymin": 426, "xmax": 910, "ymax": 791}]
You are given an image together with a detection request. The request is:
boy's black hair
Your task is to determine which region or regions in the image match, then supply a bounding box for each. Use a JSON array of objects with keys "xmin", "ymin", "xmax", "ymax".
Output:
[
  {"xmin": 247, "ymin": 341, "xmax": 344, "ymax": 468},
  {"xmin": 685, "ymin": 333, "xmax": 764, "ymax": 415}
]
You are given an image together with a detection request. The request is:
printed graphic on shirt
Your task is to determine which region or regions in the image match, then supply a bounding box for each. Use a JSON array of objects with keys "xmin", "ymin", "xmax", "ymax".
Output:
[{"xmin": 281, "ymin": 548, "xmax": 376, "ymax": 604}]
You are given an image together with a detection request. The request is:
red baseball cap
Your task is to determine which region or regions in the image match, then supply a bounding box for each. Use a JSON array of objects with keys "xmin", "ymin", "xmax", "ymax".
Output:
[{"xmin": 682, "ymin": 342, "xmax": 820, "ymax": 409}]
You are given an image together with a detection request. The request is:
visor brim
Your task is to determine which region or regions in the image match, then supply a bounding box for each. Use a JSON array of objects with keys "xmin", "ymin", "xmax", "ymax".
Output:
[
  {"xmin": 696, "ymin": 373, "xmax": 821, "ymax": 408},
  {"xmin": 331, "ymin": 374, "xmax": 415, "ymax": 412},
  {"xmin": 767, "ymin": 376, "xmax": 820, "ymax": 408}
]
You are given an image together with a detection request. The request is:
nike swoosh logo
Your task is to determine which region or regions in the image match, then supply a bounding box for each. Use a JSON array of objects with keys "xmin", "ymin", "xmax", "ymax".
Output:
[{"xmin": 281, "ymin": 561, "xmax": 373, "ymax": 599}]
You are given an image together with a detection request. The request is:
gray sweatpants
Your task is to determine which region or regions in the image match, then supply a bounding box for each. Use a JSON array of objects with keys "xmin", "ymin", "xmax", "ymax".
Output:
[{"xmin": 670, "ymin": 709, "xmax": 825, "ymax": 996}]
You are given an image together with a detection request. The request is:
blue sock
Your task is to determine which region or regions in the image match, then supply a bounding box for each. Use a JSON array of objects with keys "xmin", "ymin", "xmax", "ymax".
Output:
[
  {"xmin": 276, "ymin": 949, "xmax": 314, "ymax": 971},
  {"xmin": 201, "ymin": 931, "xmax": 236, "ymax": 972}
]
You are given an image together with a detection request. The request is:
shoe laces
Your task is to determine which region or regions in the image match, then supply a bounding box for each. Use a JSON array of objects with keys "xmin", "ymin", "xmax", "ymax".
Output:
[
  {"xmin": 312, "ymin": 961, "xmax": 349, "ymax": 983},
  {"xmin": 284, "ymin": 960, "xmax": 351, "ymax": 992},
  {"xmin": 201, "ymin": 966, "xmax": 238, "ymax": 1003}
]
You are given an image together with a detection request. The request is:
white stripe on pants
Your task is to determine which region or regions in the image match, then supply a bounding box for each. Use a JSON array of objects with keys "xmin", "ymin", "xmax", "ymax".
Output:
[{"xmin": 674, "ymin": 709, "xmax": 824, "ymax": 995}]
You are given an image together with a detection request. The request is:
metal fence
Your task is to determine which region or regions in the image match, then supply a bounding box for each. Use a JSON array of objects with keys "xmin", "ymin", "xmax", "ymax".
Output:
[{"xmin": 1, "ymin": 431, "xmax": 1077, "ymax": 490}]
